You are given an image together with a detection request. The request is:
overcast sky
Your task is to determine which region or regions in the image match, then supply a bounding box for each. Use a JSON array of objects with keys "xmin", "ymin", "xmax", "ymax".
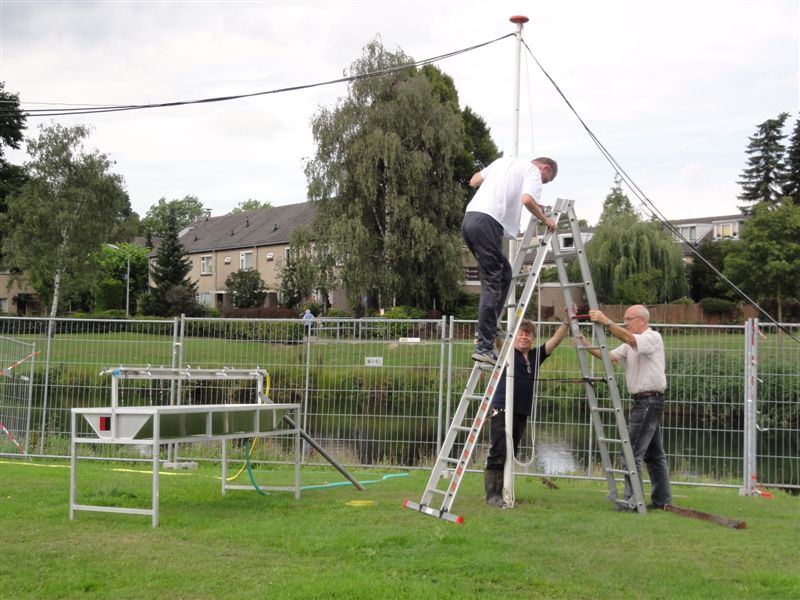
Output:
[{"xmin": 1, "ymin": 0, "xmax": 797, "ymax": 226}]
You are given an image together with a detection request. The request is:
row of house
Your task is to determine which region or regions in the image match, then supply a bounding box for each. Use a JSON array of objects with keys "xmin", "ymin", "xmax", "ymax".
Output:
[{"xmin": 0, "ymin": 203, "xmax": 749, "ymax": 316}]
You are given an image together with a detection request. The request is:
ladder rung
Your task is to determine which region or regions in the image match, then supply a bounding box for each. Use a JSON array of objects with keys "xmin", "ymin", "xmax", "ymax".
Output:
[
  {"xmin": 452, "ymin": 425, "xmax": 471, "ymax": 433},
  {"xmin": 464, "ymin": 394, "xmax": 483, "ymax": 401},
  {"xmin": 598, "ymin": 437, "xmax": 622, "ymax": 444},
  {"xmin": 442, "ymin": 457, "xmax": 459, "ymax": 465},
  {"xmin": 606, "ymin": 468, "xmax": 631, "ymax": 475},
  {"xmin": 576, "ymin": 344, "xmax": 602, "ymax": 351},
  {"xmin": 428, "ymin": 488, "xmax": 447, "ymax": 496},
  {"xmin": 512, "ymin": 272, "xmax": 529, "ymax": 281},
  {"xmin": 478, "ymin": 363, "xmax": 496, "ymax": 372},
  {"xmin": 591, "ymin": 406, "xmax": 618, "ymax": 413},
  {"xmin": 560, "ymin": 282, "xmax": 586, "ymax": 289}
]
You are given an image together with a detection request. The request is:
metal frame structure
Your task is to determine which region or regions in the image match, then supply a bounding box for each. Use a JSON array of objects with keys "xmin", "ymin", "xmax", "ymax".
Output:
[{"xmin": 69, "ymin": 367, "xmax": 301, "ymax": 527}]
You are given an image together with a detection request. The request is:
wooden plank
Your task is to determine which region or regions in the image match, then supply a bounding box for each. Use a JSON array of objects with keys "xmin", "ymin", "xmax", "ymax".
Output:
[{"xmin": 664, "ymin": 504, "xmax": 746, "ymax": 529}]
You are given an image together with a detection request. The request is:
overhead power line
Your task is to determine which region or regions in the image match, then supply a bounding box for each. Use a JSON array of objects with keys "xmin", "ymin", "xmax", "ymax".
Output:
[
  {"xmin": 521, "ymin": 39, "xmax": 798, "ymax": 342},
  {"xmin": 9, "ymin": 34, "xmax": 513, "ymax": 119}
]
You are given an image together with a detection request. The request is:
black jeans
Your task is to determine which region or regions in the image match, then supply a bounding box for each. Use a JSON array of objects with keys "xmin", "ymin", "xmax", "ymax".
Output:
[
  {"xmin": 623, "ymin": 394, "xmax": 672, "ymax": 506},
  {"xmin": 485, "ymin": 409, "xmax": 528, "ymax": 471},
  {"xmin": 461, "ymin": 212, "xmax": 512, "ymax": 353}
]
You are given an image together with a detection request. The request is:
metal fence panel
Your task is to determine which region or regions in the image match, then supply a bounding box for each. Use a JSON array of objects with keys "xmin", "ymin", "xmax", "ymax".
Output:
[
  {"xmin": 0, "ymin": 335, "xmax": 36, "ymax": 454},
  {"xmin": 0, "ymin": 315, "xmax": 797, "ymax": 491}
]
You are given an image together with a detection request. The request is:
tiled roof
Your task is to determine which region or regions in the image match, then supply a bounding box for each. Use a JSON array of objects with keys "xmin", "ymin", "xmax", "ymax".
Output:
[{"xmin": 178, "ymin": 202, "xmax": 316, "ymax": 253}]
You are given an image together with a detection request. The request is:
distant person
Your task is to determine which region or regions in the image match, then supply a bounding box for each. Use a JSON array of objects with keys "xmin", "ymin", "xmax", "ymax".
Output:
[
  {"xmin": 463, "ymin": 156, "xmax": 558, "ymax": 365},
  {"xmin": 577, "ymin": 304, "xmax": 672, "ymax": 511},
  {"xmin": 302, "ymin": 308, "xmax": 314, "ymax": 337},
  {"xmin": 484, "ymin": 318, "xmax": 570, "ymax": 507}
]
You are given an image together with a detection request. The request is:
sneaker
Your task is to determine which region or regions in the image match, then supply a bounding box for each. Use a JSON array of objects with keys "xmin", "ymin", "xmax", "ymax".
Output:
[{"xmin": 471, "ymin": 349, "xmax": 498, "ymax": 365}]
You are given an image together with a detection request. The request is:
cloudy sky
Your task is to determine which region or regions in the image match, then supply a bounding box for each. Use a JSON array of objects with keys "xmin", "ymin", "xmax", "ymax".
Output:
[{"xmin": 1, "ymin": 0, "xmax": 797, "ymax": 225}]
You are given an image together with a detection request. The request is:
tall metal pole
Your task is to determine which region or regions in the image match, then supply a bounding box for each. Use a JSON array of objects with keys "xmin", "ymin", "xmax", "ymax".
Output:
[
  {"xmin": 502, "ymin": 14, "xmax": 529, "ymax": 508},
  {"xmin": 125, "ymin": 256, "xmax": 131, "ymax": 317},
  {"xmin": 510, "ymin": 15, "xmax": 528, "ymax": 158}
]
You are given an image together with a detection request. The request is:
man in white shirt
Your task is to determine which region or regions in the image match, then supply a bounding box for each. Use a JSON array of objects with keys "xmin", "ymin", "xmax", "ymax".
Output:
[
  {"xmin": 462, "ymin": 156, "xmax": 558, "ymax": 364},
  {"xmin": 581, "ymin": 304, "xmax": 673, "ymax": 510}
]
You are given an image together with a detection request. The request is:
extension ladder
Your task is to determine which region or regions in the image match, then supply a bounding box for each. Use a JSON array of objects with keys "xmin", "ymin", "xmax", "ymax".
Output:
[{"xmin": 403, "ymin": 198, "xmax": 646, "ymax": 522}]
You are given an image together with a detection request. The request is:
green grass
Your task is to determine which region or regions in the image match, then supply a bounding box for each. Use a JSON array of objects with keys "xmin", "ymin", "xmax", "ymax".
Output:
[{"xmin": 1, "ymin": 458, "xmax": 798, "ymax": 599}]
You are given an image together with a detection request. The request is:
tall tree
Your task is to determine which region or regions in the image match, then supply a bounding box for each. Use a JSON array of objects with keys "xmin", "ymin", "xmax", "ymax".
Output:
[
  {"xmin": 580, "ymin": 179, "xmax": 688, "ymax": 304},
  {"xmin": 138, "ymin": 206, "xmax": 203, "ymax": 317},
  {"xmin": 738, "ymin": 112, "xmax": 790, "ymax": 212},
  {"xmin": 140, "ymin": 195, "xmax": 206, "ymax": 238},
  {"xmin": 782, "ymin": 115, "xmax": 800, "ymax": 205},
  {"xmin": 0, "ymin": 82, "xmax": 28, "ymax": 262},
  {"xmin": 688, "ymin": 238, "xmax": 737, "ymax": 301},
  {"xmin": 0, "ymin": 123, "xmax": 132, "ymax": 316},
  {"xmin": 305, "ymin": 38, "xmax": 468, "ymax": 311},
  {"xmin": 229, "ymin": 199, "xmax": 272, "ymax": 214},
  {"xmin": 95, "ymin": 243, "xmax": 151, "ymax": 313},
  {"xmin": 279, "ymin": 226, "xmax": 321, "ymax": 309},
  {"xmin": 724, "ymin": 202, "xmax": 800, "ymax": 322}
]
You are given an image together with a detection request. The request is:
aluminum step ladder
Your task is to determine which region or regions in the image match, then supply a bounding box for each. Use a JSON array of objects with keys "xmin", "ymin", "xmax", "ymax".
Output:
[
  {"xmin": 552, "ymin": 202, "xmax": 646, "ymax": 515},
  {"xmin": 403, "ymin": 198, "xmax": 646, "ymax": 522},
  {"xmin": 403, "ymin": 197, "xmax": 570, "ymax": 523}
]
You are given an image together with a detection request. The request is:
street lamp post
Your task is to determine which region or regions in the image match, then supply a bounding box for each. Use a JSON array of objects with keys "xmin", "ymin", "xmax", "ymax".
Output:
[{"xmin": 106, "ymin": 244, "xmax": 130, "ymax": 317}]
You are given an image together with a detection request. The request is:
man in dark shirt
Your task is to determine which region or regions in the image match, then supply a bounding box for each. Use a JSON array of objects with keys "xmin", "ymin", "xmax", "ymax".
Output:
[{"xmin": 484, "ymin": 318, "xmax": 569, "ymax": 507}]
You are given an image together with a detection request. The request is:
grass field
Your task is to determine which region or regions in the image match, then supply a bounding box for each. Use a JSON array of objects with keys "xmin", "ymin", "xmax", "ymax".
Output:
[{"xmin": 1, "ymin": 458, "xmax": 798, "ymax": 599}]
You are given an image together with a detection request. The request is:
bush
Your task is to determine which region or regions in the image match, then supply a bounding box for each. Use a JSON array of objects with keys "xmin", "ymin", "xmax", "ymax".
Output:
[
  {"xmin": 224, "ymin": 306, "xmax": 299, "ymax": 319},
  {"xmin": 671, "ymin": 296, "xmax": 694, "ymax": 305},
  {"xmin": 700, "ymin": 297, "xmax": 736, "ymax": 315}
]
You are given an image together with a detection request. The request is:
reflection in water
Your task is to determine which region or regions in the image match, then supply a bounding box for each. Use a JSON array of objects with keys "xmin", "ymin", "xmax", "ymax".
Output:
[{"xmin": 533, "ymin": 434, "xmax": 577, "ymax": 475}]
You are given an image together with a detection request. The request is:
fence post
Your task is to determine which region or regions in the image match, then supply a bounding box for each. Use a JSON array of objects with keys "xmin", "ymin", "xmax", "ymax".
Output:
[
  {"xmin": 302, "ymin": 322, "xmax": 313, "ymax": 461},
  {"xmin": 167, "ymin": 316, "xmax": 182, "ymax": 464},
  {"xmin": 740, "ymin": 318, "xmax": 759, "ymax": 495},
  {"xmin": 23, "ymin": 342, "xmax": 36, "ymax": 454},
  {"xmin": 444, "ymin": 316, "xmax": 454, "ymax": 438},
  {"xmin": 435, "ymin": 316, "xmax": 447, "ymax": 456},
  {"xmin": 39, "ymin": 317, "xmax": 55, "ymax": 454}
]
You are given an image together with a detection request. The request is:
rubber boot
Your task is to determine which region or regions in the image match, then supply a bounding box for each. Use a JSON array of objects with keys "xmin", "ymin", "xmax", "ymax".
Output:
[{"xmin": 484, "ymin": 469, "xmax": 506, "ymax": 508}]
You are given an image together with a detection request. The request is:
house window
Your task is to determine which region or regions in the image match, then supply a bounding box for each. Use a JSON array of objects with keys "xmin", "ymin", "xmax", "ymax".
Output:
[
  {"xmin": 240, "ymin": 251, "xmax": 254, "ymax": 270},
  {"xmin": 200, "ymin": 255, "xmax": 213, "ymax": 275},
  {"xmin": 0, "ymin": 298, "xmax": 7, "ymax": 314},
  {"xmin": 198, "ymin": 292, "xmax": 214, "ymax": 306},
  {"xmin": 715, "ymin": 222, "xmax": 739, "ymax": 239},
  {"xmin": 284, "ymin": 247, "xmax": 291, "ymax": 265},
  {"xmin": 464, "ymin": 266, "xmax": 479, "ymax": 281},
  {"xmin": 678, "ymin": 225, "xmax": 697, "ymax": 242}
]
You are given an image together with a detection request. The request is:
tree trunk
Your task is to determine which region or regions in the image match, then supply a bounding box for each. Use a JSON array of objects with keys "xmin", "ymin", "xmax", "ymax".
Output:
[{"xmin": 50, "ymin": 269, "xmax": 62, "ymax": 319}]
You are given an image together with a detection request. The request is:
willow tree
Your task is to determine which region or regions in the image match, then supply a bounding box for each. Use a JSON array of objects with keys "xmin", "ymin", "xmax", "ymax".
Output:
[
  {"xmin": 581, "ymin": 179, "xmax": 688, "ymax": 304},
  {"xmin": 304, "ymin": 38, "xmax": 470, "ymax": 311}
]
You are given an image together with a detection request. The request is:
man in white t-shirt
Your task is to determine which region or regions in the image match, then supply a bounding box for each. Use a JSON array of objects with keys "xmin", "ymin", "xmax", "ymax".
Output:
[
  {"xmin": 581, "ymin": 304, "xmax": 673, "ymax": 511},
  {"xmin": 462, "ymin": 156, "xmax": 558, "ymax": 364}
]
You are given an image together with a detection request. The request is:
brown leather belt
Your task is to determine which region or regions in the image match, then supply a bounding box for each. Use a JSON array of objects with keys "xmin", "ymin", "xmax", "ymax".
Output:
[{"xmin": 631, "ymin": 391, "xmax": 663, "ymax": 400}]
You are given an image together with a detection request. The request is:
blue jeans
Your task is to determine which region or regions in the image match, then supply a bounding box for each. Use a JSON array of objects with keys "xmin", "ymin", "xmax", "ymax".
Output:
[
  {"xmin": 461, "ymin": 212, "xmax": 512, "ymax": 353},
  {"xmin": 623, "ymin": 394, "xmax": 672, "ymax": 506}
]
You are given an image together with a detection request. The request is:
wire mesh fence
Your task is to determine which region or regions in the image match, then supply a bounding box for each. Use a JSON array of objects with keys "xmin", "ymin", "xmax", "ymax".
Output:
[
  {"xmin": 0, "ymin": 315, "xmax": 797, "ymax": 490},
  {"xmin": 0, "ymin": 334, "xmax": 36, "ymax": 455}
]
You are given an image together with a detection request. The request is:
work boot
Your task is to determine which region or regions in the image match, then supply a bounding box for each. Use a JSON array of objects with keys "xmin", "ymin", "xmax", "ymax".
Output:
[{"xmin": 484, "ymin": 469, "xmax": 506, "ymax": 508}]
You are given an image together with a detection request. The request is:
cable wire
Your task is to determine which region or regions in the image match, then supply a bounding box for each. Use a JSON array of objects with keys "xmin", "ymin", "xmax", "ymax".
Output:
[
  {"xmin": 10, "ymin": 34, "xmax": 513, "ymax": 119},
  {"xmin": 522, "ymin": 39, "xmax": 799, "ymax": 343}
]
